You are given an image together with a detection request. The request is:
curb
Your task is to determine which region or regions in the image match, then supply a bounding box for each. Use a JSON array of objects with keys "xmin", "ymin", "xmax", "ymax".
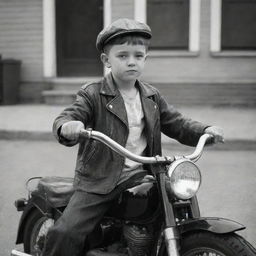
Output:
[
  {"xmin": 0, "ymin": 130, "xmax": 54, "ymax": 141},
  {"xmin": 162, "ymin": 139, "xmax": 256, "ymax": 151},
  {"xmin": 1, "ymin": 129, "xmax": 256, "ymax": 151}
]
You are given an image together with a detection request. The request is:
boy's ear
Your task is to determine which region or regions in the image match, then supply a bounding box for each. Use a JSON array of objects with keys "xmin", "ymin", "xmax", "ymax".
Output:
[{"xmin": 100, "ymin": 53, "xmax": 111, "ymax": 68}]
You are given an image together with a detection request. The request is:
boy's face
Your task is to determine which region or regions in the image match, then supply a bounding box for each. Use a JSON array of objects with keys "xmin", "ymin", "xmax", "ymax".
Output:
[{"xmin": 101, "ymin": 43, "xmax": 147, "ymax": 84}]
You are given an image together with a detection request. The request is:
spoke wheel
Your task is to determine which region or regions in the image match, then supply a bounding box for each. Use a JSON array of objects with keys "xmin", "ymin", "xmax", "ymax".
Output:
[
  {"xmin": 180, "ymin": 231, "xmax": 256, "ymax": 256},
  {"xmin": 23, "ymin": 209, "xmax": 54, "ymax": 256},
  {"xmin": 183, "ymin": 248, "xmax": 227, "ymax": 256},
  {"xmin": 160, "ymin": 231, "xmax": 256, "ymax": 256}
]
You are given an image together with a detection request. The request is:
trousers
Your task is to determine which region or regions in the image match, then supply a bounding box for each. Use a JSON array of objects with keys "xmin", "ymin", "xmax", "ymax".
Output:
[{"xmin": 42, "ymin": 173, "xmax": 146, "ymax": 256}]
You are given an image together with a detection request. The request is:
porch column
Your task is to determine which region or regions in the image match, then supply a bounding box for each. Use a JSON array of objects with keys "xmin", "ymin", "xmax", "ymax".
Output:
[
  {"xmin": 134, "ymin": 0, "xmax": 146, "ymax": 22},
  {"xmin": 104, "ymin": 0, "xmax": 112, "ymax": 27},
  {"xmin": 43, "ymin": 0, "xmax": 57, "ymax": 77},
  {"xmin": 189, "ymin": 0, "xmax": 201, "ymax": 52},
  {"xmin": 210, "ymin": 0, "xmax": 222, "ymax": 52},
  {"xmin": 104, "ymin": 0, "xmax": 112, "ymax": 75}
]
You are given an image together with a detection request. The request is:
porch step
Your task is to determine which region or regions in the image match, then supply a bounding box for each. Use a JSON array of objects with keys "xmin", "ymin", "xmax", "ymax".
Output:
[
  {"xmin": 42, "ymin": 80, "xmax": 256, "ymax": 106},
  {"xmin": 156, "ymin": 82, "xmax": 256, "ymax": 107},
  {"xmin": 42, "ymin": 77, "xmax": 101, "ymax": 105},
  {"xmin": 42, "ymin": 90, "xmax": 77, "ymax": 105}
]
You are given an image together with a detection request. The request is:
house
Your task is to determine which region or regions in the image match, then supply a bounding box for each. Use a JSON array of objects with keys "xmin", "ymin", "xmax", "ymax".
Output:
[{"xmin": 0, "ymin": 0, "xmax": 255, "ymax": 106}]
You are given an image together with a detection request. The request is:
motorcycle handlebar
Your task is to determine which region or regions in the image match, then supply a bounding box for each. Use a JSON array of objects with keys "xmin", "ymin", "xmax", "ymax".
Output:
[
  {"xmin": 79, "ymin": 129, "xmax": 212, "ymax": 164},
  {"xmin": 184, "ymin": 133, "xmax": 212, "ymax": 161}
]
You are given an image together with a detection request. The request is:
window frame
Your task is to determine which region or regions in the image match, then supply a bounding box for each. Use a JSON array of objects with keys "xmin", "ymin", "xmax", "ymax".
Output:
[
  {"xmin": 210, "ymin": 0, "xmax": 256, "ymax": 57},
  {"xmin": 134, "ymin": 0, "xmax": 201, "ymax": 57}
]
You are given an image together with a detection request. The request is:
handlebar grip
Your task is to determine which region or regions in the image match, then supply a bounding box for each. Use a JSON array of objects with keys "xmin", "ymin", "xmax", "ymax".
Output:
[
  {"xmin": 205, "ymin": 133, "xmax": 215, "ymax": 144},
  {"xmin": 79, "ymin": 128, "xmax": 92, "ymax": 139},
  {"xmin": 185, "ymin": 133, "xmax": 213, "ymax": 161}
]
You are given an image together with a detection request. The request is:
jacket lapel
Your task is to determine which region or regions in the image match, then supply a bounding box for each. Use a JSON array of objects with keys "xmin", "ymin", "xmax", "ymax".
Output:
[
  {"xmin": 141, "ymin": 97, "xmax": 158, "ymax": 131},
  {"xmin": 100, "ymin": 73, "xmax": 158, "ymax": 136},
  {"xmin": 137, "ymin": 81, "xmax": 158, "ymax": 149},
  {"xmin": 101, "ymin": 73, "xmax": 129, "ymax": 128},
  {"xmin": 107, "ymin": 95, "xmax": 128, "ymax": 128}
]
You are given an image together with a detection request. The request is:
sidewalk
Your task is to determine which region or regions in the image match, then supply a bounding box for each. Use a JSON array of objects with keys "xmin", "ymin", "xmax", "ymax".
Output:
[{"xmin": 0, "ymin": 104, "xmax": 255, "ymax": 150}]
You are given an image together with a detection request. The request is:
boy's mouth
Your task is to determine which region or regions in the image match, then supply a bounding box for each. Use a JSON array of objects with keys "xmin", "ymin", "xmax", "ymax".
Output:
[{"xmin": 126, "ymin": 70, "xmax": 138, "ymax": 73}]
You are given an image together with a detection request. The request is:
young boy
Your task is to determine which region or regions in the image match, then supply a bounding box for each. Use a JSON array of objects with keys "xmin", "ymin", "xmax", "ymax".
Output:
[{"xmin": 43, "ymin": 18, "xmax": 224, "ymax": 256}]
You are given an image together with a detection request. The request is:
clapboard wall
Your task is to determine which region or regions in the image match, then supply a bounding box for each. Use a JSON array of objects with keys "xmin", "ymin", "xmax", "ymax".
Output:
[
  {"xmin": 143, "ymin": 0, "xmax": 256, "ymax": 84},
  {"xmin": 0, "ymin": 0, "xmax": 43, "ymax": 82}
]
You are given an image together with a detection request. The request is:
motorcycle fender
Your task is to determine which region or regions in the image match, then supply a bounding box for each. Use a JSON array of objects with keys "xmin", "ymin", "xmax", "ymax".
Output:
[
  {"xmin": 178, "ymin": 217, "xmax": 245, "ymax": 235},
  {"xmin": 15, "ymin": 196, "xmax": 49, "ymax": 244}
]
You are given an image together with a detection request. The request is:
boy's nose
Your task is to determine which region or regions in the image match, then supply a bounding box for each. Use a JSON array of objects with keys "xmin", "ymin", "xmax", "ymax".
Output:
[{"xmin": 127, "ymin": 57, "xmax": 135, "ymax": 66}]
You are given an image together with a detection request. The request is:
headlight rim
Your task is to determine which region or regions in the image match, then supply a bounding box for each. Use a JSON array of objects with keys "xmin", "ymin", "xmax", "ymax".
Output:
[{"xmin": 167, "ymin": 158, "xmax": 201, "ymax": 200}]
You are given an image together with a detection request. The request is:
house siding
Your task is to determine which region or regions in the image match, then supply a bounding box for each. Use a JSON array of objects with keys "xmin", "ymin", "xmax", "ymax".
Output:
[
  {"xmin": 143, "ymin": 0, "xmax": 256, "ymax": 83},
  {"xmin": 0, "ymin": 0, "xmax": 255, "ymax": 105},
  {"xmin": 0, "ymin": 0, "xmax": 43, "ymax": 82}
]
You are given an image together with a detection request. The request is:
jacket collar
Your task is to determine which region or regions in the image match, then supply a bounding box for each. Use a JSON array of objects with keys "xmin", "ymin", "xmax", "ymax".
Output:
[{"xmin": 100, "ymin": 72, "xmax": 156, "ymax": 98}]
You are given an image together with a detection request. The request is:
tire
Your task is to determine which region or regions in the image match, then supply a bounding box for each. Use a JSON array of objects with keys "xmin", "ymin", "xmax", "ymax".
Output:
[
  {"xmin": 23, "ymin": 208, "xmax": 54, "ymax": 256},
  {"xmin": 179, "ymin": 231, "xmax": 256, "ymax": 256}
]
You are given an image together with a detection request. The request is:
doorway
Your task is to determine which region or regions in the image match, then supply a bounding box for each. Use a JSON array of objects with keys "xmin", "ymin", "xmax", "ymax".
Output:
[{"xmin": 56, "ymin": 0, "xmax": 103, "ymax": 76}]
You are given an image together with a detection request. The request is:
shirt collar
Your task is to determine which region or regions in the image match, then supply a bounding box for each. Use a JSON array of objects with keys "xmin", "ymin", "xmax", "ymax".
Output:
[{"xmin": 100, "ymin": 72, "xmax": 156, "ymax": 98}]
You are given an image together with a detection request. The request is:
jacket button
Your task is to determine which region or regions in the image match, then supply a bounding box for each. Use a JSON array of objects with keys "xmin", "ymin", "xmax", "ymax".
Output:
[
  {"xmin": 109, "ymin": 104, "xmax": 113, "ymax": 109},
  {"xmin": 154, "ymin": 105, "xmax": 157, "ymax": 109}
]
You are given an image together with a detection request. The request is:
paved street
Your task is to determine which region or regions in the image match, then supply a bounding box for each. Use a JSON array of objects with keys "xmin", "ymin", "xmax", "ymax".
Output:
[{"xmin": 0, "ymin": 140, "xmax": 255, "ymax": 255}]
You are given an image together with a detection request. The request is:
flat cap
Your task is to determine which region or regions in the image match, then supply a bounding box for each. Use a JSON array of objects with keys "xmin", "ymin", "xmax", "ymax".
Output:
[{"xmin": 96, "ymin": 18, "xmax": 152, "ymax": 52}]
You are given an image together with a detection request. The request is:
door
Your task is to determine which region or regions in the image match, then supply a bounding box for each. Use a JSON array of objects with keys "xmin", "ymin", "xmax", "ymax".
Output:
[{"xmin": 56, "ymin": 0, "xmax": 103, "ymax": 76}]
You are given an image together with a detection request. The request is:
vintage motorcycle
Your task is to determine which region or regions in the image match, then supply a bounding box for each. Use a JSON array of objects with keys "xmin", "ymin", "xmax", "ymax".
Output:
[{"xmin": 12, "ymin": 129, "xmax": 256, "ymax": 256}]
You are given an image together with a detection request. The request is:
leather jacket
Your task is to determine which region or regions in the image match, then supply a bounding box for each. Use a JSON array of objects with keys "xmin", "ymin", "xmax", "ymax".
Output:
[{"xmin": 53, "ymin": 73, "xmax": 208, "ymax": 194}]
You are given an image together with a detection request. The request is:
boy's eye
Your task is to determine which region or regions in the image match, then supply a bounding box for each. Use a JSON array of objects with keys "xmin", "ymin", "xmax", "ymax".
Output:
[
  {"xmin": 118, "ymin": 54, "xmax": 127, "ymax": 59},
  {"xmin": 136, "ymin": 54, "xmax": 144, "ymax": 58}
]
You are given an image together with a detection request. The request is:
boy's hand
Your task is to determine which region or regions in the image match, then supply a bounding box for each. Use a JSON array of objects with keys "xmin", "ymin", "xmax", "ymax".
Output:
[
  {"xmin": 60, "ymin": 121, "xmax": 84, "ymax": 141},
  {"xmin": 204, "ymin": 126, "xmax": 224, "ymax": 144}
]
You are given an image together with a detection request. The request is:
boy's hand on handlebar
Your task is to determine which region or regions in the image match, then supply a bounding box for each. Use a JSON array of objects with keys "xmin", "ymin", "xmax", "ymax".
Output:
[
  {"xmin": 60, "ymin": 121, "xmax": 85, "ymax": 141},
  {"xmin": 204, "ymin": 126, "xmax": 224, "ymax": 144}
]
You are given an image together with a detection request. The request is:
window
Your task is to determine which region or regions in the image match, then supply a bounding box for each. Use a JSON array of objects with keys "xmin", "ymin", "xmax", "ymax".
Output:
[
  {"xmin": 221, "ymin": 0, "xmax": 256, "ymax": 51},
  {"xmin": 211, "ymin": 0, "xmax": 256, "ymax": 54},
  {"xmin": 147, "ymin": 0, "xmax": 189, "ymax": 50}
]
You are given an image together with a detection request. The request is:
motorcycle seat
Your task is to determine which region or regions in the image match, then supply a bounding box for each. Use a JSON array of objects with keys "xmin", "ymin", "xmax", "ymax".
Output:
[{"xmin": 34, "ymin": 176, "xmax": 74, "ymax": 207}]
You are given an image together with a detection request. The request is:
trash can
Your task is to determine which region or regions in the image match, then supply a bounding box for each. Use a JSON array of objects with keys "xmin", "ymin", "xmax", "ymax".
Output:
[{"xmin": 0, "ymin": 58, "xmax": 21, "ymax": 104}]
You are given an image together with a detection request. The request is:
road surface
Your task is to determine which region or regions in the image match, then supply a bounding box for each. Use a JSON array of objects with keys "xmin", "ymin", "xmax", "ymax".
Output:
[{"xmin": 0, "ymin": 140, "xmax": 255, "ymax": 255}]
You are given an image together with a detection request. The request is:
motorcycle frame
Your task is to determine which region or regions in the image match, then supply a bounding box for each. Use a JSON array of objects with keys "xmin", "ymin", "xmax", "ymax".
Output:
[
  {"xmin": 15, "ymin": 172, "xmax": 245, "ymax": 256},
  {"xmin": 156, "ymin": 169, "xmax": 180, "ymax": 256},
  {"xmin": 14, "ymin": 132, "xmax": 246, "ymax": 256},
  {"xmin": 154, "ymin": 169, "xmax": 245, "ymax": 256}
]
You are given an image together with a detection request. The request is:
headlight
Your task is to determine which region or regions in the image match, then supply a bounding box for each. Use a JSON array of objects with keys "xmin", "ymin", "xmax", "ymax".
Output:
[{"xmin": 167, "ymin": 159, "xmax": 201, "ymax": 200}]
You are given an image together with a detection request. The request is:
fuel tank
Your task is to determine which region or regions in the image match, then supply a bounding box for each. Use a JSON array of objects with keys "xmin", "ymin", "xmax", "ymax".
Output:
[{"xmin": 106, "ymin": 181, "xmax": 160, "ymax": 222}]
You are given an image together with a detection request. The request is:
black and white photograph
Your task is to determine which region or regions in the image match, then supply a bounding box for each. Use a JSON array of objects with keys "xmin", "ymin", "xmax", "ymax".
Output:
[{"xmin": 0, "ymin": 0, "xmax": 256, "ymax": 255}]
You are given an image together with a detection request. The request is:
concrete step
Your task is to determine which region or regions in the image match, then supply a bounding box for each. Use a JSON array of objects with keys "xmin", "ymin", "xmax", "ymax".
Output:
[
  {"xmin": 155, "ymin": 82, "xmax": 256, "ymax": 106},
  {"xmin": 42, "ymin": 77, "xmax": 101, "ymax": 105},
  {"xmin": 42, "ymin": 79, "xmax": 256, "ymax": 106},
  {"xmin": 49, "ymin": 77, "xmax": 100, "ymax": 90},
  {"xmin": 42, "ymin": 90, "xmax": 77, "ymax": 105}
]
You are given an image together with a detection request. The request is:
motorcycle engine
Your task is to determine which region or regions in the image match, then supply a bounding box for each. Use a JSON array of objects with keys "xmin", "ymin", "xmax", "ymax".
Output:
[{"xmin": 123, "ymin": 224, "xmax": 154, "ymax": 256}]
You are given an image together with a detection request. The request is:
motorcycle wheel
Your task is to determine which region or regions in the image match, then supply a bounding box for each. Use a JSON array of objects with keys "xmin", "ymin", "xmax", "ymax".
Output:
[
  {"xmin": 23, "ymin": 208, "xmax": 54, "ymax": 256},
  {"xmin": 179, "ymin": 231, "xmax": 256, "ymax": 256},
  {"xmin": 160, "ymin": 231, "xmax": 256, "ymax": 256}
]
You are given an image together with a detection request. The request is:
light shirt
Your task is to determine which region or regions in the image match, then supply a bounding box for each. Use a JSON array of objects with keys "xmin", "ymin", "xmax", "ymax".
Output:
[{"xmin": 118, "ymin": 89, "xmax": 147, "ymax": 184}]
